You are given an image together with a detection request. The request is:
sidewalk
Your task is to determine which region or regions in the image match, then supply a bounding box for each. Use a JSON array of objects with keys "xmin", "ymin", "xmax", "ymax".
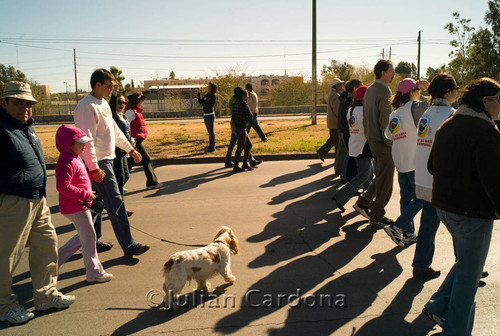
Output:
[{"xmin": 1, "ymin": 160, "xmax": 498, "ymax": 335}]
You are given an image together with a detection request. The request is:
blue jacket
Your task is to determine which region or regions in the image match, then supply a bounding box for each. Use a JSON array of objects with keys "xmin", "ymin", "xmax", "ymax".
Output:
[{"xmin": 0, "ymin": 106, "xmax": 46, "ymax": 199}]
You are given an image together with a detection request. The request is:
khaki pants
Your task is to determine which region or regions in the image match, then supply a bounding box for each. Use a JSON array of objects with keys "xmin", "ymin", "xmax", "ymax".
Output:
[
  {"xmin": 357, "ymin": 140, "xmax": 395, "ymax": 220},
  {"xmin": 0, "ymin": 194, "xmax": 58, "ymax": 313}
]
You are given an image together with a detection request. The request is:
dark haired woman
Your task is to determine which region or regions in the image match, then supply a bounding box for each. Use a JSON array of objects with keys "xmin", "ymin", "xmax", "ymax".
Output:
[
  {"xmin": 231, "ymin": 88, "xmax": 253, "ymax": 173},
  {"xmin": 110, "ymin": 92, "xmax": 131, "ymax": 198},
  {"xmin": 125, "ymin": 93, "xmax": 162, "ymax": 190},
  {"xmin": 423, "ymin": 77, "xmax": 500, "ymax": 336},
  {"xmin": 383, "ymin": 78, "xmax": 428, "ymax": 247},
  {"xmin": 197, "ymin": 83, "xmax": 217, "ymax": 152},
  {"xmin": 412, "ymin": 73, "xmax": 458, "ymax": 279}
]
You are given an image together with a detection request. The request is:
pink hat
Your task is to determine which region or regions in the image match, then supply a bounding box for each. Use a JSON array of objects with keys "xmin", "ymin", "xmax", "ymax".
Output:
[
  {"xmin": 397, "ymin": 78, "xmax": 419, "ymax": 94},
  {"xmin": 354, "ymin": 86, "xmax": 368, "ymax": 100}
]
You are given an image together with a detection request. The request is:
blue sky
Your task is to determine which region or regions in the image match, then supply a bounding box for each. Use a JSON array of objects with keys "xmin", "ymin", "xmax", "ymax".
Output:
[{"xmin": 0, "ymin": 0, "xmax": 490, "ymax": 92}]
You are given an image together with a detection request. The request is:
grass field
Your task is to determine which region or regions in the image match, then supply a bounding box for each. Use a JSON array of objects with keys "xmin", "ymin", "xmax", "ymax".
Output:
[{"xmin": 35, "ymin": 117, "xmax": 332, "ymax": 164}]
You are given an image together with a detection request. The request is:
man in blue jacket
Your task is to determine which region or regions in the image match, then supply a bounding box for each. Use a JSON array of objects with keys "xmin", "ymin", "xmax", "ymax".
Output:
[{"xmin": 0, "ymin": 81, "xmax": 75, "ymax": 324}]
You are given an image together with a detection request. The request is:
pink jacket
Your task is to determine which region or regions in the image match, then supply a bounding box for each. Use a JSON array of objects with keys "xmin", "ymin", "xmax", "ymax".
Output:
[{"xmin": 55, "ymin": 125, "xmax": 93, "ymax": 215}]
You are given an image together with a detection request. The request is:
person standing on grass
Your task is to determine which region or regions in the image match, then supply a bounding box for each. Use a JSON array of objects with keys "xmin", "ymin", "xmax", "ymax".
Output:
[
  {"xmin": 422, "ymin": 78, "xmax": 500, "ymax": 336},
  {"xmin": 383, "ymin": 78, "xmax": 429, "ymax": 248},
  {"xmin": 197, "ymin": 83, "xmax": 217, "ymax": 152},
  {"xmin": 245, "ymin": 83, "xmax": 267, "ymax": 142},
  {"xmin": 353, "ymin": 59, "xmax": 396, "ymax": 228},
  {"xmin": 317, "ymin": 78, "xmax": 344, "ymax": 174},
  {"xmin": 231, "ymin": 87, "xmax": 253, "ymax": 173},
  {"xmin": 0, "ymin": 81, "xmax": 75, "ymax": 325},
  {"xmin": 74, "ymin": 68, "xmax": 149, "ymax": 258},
  {"xmin": 125, "ymin": 92, "xmax": 163, "ymax": 190}
]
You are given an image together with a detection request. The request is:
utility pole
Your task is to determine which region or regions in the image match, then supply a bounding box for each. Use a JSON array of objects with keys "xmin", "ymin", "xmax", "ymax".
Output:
[
  {"xmin": 382, "ymin": 48, "xmax": 385, "ymax": 58},
  {"xmin": 311, "ymin": 0, "xmax": 317, "ymax": 125},
  {"xmin": 74, "ymin": 49, "xmax": 79, "ymax": 105},
  {"xmin": 417, "ymin": 31, "xmax": 421, "ymax": 79},
  {"xmin": 389, "ymin": 48, "xmax": 392, "ymax": 59}
]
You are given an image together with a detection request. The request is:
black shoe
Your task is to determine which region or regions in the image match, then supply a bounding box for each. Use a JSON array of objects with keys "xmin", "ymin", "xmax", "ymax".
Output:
[
  {"xmin": 206, "ymin": 148, "xmax": 215, "ymax": 153},
  {"xmin": 233, "ymin": 166, "xmax": 244, "ymax": 173},
  {"xmin": 332, "ymin": 196, "xmax": 345, "ymax": 213},
  {"xmin": 481, "ymin": 270, "xmax": 489, "ymax": 279},
  {"xmin": 413, "ymin": 267, "xmax": 441, "ymax": 279},
  {"xmin": 353, "ymin": 203, "xmax": 370, "ymax": 219},
  {"xmin": 242, "ymin": 164, "xmax": 254, "ymax": 171},
  {"xmin": 422, "ymin": 307, "xmax": 444, "ymax": 327},
  {"xmin": 124, "ymin": 243, "xmax": 150, "ymax": 258},
  {"xmin": 96, "ymin": 241, "xmax": 113, "ymax": 252},
  {"xmin": 250, "ymin": 159, "xmax": 263, "ymax": 168},
  {"xmin": 225, "ymin": 162, "xmax": 233, "ymax": 168},
  {"xmin": 369, "ymin": 217, "xmax": 394, "ymax": 228}
]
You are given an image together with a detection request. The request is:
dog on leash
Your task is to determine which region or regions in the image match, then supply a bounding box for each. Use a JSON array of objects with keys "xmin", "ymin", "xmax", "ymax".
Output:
[{"xmin": 162, "ymin": 226, "xmax": 239, "ymax": 310}]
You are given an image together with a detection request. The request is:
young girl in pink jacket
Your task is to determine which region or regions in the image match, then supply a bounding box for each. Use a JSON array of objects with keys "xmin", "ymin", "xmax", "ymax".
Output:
[{"xmin": 55, "ymin": 125, "xmax": 113, "ymax": 283}]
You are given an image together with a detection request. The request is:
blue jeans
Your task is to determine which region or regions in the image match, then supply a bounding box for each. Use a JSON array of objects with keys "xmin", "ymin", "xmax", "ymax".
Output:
[
  {"xmin": 393, "ymin": 171, "xmax": 422, "ymax": 235},
  {"xmin": 246, "ymin": 113, "xmax": 267, "ymax": 141},
  {"xmin": 204, "ymin": 114, "xmax": 215, "ymax": 151},
  {"xmin": 225, "ymin": 130, "xmax": 255, "ymax": 166},
  {"xmin": 334, "ymin": 157, "xmax": 374, "ymax": 206},
  {"xmin": 113, "ymin": 151, "xmax": 129, "ymax": 197},
  {"xmin": 425, "ymin": 209, "xmax": 493, "ymax": 336},
  {"xmin": 92, "ymin": 159, "xmax": 137, "ymax": 254},
  {"xmin": 412, "ymin": 200, "xmax": 440, "ymax": 269}
]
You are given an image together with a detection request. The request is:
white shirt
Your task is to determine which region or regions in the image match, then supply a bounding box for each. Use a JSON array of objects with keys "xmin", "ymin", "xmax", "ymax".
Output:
[
  {"xmin": 246, "ymin": 91, "xmax": 258, "ymax": 113},
  {"xmin": 348, "ymin": 106, "xmax": 368, "ymax": 157},
  {"xmin": 414, "ymin": 100, "xmax": 454, "ymax": 190},
  {"xmin": 125, "ymin": 108, "xmax": 137, "ymax": 123},
  {"xmin": 74, "ymin": 94, "xmax": 134, "ymax": 171},
  {"xmin": 384, "ymin": 101, "xmax": 418, "ymax": 173}
]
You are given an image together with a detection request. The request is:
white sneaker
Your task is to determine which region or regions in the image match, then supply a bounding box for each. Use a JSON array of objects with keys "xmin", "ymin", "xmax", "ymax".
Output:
[
  {"xmin": 146, "ymin": 182, "xmax": 164, "ymax": 190},
  {"xmin": 86, "ymin": 272, "xmax": 114, "ymax": 283},
  {"xmin": 383, "ymin": 225, "xmax": 404, "ymax": 247},
  {"xmin": 402, "ymin": 233, "xmax": 418, "ymax": 246},
  {"xmin": 35, "ymin": 292, "xmax": 76, "ymax": 311},
  {"xmin": 0, "ymin": 305, "xmax": 34, "ymax": 324},
  {"xmin": 123, "ymin": 188, "xmax": 128, "ymax": 193}
]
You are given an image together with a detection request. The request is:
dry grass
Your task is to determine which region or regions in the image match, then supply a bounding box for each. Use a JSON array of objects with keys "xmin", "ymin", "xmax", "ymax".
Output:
[{"xmin": 35, "ymin": 117, "xmax": 331, "ymax": 164}]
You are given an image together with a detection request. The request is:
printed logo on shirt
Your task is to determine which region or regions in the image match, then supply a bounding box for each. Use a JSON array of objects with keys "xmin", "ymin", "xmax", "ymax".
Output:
[
  {"xmin": 348, "ymin": 115, "xmax": 356, "ymax": 128},
  {"xmin": 30, "ymin": 132, "xmax": 39, "ymax": 141},
  {"xmin": 388, "ymin": 117, "xmax": 400, "ymax": 134},
  {"xmin": 418, "ymin": 118, "xmax": 429, "ymax": 137}
]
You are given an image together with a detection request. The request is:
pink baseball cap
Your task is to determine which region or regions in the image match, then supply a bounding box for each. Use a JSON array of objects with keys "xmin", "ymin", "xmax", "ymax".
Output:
[{"xmin": 397, "ymin": 78, "xmax": 419, "ymax": 94}]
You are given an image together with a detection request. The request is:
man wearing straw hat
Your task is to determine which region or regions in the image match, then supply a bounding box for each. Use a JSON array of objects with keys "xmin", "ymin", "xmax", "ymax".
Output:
[{"xmin": 0, "ymin": 82, "xmax": 75, "ymax": 324}]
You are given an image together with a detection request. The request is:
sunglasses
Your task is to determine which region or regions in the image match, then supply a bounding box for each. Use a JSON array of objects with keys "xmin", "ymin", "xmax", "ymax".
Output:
[
  {"xmin": 117, "ymin": 100, "xmax": 126, "ymax": 104},
  {"xmin": 486, "ymin": 95, "xmax": 500, "ymax": 102}
]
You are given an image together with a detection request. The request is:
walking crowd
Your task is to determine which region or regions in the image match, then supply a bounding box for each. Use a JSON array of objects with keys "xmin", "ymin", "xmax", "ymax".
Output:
[{"xmin": 0, "ymin": 61, "xmax": 499, "ymax": 335}]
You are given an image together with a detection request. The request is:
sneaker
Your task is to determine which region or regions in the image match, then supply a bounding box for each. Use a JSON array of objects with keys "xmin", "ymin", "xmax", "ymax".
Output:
[
  {"xmin": 402, "ymin": 233, "xmax": 418, "ymax": 246},
  {"xmin": 123, "ymin": 188, "xmax": 128, "ymax": 193},
  {"xmin": 422, "ymin": 307, "xmax": 444, "ymax": 327},
  {"xmin": 225, "ymin": 162, "xmax": 233, "ymax": 168},
  {"xmin": 96, "ymin": 240, "xmax": 113, "ymax": 252},
  {"xmin": 317, "ymin": 150, "xmax": 325, "ymax": 162},
  {"xmin": 384, "ymin": 225, "xmax": 404, "ymax": 247},
  {"xmin": 332, "ymin": 196, "xmax": 345, "ymax": 213},
  {"xmin": 124, "ymin": 243, "xmax": 150, "ymax": 258},
  {"xmin": 126, "ymin": 210, "xmax": 134, "ymax": 217},
  {"xmin": 353, "ymin": 203, "xmax": 370, "ymax": 219},
  {"xmin": 369, "ymin": 217, "xmax": 394, "ymax": 228},
  {"xmin": 261, "ymin": 138, "xmax": 268, "ymax": 142},
  {"xmin": 250, "ymin": 159, "xmax": 263, "ymax": 168},
  {"xmin": 146, "ymin": 182, "xmax": 164, "ymax": 190},
  {"xmin": 86, "ymin": 272, "xmax": 114, "ymax": 283},
  {"xmin": 35, "ymin": 292, "xmax": 75, "ymax": 311},
  {"xmin": 0, "ymin": 305, "xmax": 34, "ymax": 324},
  {"xmin": 481, "ymin": 270, "xmax": 489, "ymax": 279},
  {"xmin": 413, "ymin": 267, "xmax": 441, "ymax": 279}
]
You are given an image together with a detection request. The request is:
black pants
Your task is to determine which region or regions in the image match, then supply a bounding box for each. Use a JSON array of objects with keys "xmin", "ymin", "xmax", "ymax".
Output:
[
  {"xmin": 233, "ymin": 125, "xmax": 252, "ymax": 167},
  {"xmin": 127, "ymin": 138, "xmax": 158, "ymax": 187}
]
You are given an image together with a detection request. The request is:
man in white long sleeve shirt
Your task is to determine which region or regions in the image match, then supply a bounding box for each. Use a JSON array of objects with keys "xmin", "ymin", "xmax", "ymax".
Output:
[{"xmin": 74, "ymin": 68, "xmax": 149, "ymax": 258}]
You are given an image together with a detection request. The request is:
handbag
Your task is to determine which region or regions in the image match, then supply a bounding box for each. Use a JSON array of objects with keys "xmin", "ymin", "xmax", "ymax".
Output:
[{"xmin": 83, "ymin": 194, "xmax": 104, "ymax": 213}]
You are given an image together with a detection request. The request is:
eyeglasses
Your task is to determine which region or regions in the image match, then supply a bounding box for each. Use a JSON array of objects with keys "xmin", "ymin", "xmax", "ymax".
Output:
[
  {"xmin": 486, "ymin": 95, "xmax": 500, "ymax": 102},
  {"xmin": 117, "ymin": 100, "xmax": 126, "ymax": 105}
]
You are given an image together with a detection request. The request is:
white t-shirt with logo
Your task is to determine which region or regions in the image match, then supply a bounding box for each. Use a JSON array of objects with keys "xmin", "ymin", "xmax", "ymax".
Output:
[{"xmin": 348, "ymin": 106, "xmax": 368, "ymax": 157}]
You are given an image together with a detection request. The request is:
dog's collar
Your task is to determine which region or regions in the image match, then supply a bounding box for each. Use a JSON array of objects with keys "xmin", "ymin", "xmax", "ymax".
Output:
[{"xmin": 214, "ymin": 240, "xmax": 227, "ymax": 245}]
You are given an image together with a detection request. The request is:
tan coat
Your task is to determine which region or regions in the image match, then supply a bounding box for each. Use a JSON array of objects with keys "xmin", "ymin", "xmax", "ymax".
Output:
[{"xmin": 326, "ymin": 87, "xmax": 340, "ymax": 129}]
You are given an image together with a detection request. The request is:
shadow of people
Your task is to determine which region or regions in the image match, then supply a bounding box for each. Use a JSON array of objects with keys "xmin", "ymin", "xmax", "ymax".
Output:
[
  {"xmin": 352, "ymin": 277, "xmax": 438, "ymax": 336},
  {"xmin": 267, "ymin": 247, "xmax": 404, "ymax": 336},
  {"xmin": 215, "ymin": 221, "xmax": 380, "ymax": 334},
  {"xmin": 260, "ymin": 163, "xmax": 332, "ymax": 189},
  {"xmin": 110, "ymin": 283, "xmax": 232, "ymax": 335}
]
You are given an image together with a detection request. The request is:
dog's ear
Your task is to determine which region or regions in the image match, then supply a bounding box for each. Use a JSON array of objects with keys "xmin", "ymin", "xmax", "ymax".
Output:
[
  {"xmin": 214, "ymin": 226, "xmax": 230, "ymax": 240},
  {"xmin": 228, "ymin": 230, "xmax": 239, "ymax": 255}
]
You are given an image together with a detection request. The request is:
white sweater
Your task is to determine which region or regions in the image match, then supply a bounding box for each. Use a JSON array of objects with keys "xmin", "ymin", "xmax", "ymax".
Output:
[
  {"xmin": 348, "ymin": 106, "xmax": 368, "ymax": 157},
  {"xmin": 384, "ymin": 101, "xmax": 418, "ymax": 173},
  {"xmin": 74, "ymin": 94, "xmax": 134, "ymax": 171}
]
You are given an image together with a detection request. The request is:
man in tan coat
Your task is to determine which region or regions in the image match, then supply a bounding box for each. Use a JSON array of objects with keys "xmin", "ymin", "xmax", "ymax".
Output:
[{"xmin": 317, "ymin": 78, "xmax": 344, "ymax": 174}]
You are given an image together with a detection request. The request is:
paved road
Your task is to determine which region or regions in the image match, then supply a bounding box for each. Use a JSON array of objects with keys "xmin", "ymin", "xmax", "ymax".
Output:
[{"xmin": 1, "ymin": 160, "xmax": 498, "ymax": 335}]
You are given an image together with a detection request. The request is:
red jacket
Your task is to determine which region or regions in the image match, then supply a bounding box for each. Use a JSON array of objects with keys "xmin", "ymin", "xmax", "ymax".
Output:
[{"xmin": 129, "ymin": 108, "xmax": 148, "ymax": 139}]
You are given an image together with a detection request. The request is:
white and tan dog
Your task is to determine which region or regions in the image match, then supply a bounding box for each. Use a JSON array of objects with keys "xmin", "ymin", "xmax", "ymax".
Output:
[{"xmin": 162, "ymin": 226, "xmax": 239, "ymax": 310}]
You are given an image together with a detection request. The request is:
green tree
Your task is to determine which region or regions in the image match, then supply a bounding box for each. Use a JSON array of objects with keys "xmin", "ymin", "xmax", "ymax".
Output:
[
  {"xmin": 395, "ymin": 61, "xmax": 417, "ymax": 78},
  {"xmin": 109, "ymin": 66, "xmax": 132, "ymax": 95},
  {"xmin": 445, "ymin": 12, "xmax": 475, "ymax": 85},
  {"xmin": 426, "ymin": 65, "xmax": 447, "ymax": 81},
  {"xmin": 0, "ymin": 64, "xmax": 28, "ymax": 93},
  {"xmin": 169, "ymin": 71, "xmax": 176, "ymax": 79},
  {"xmin": 269, "ymin": 80, "xmax": 312, "ymax": 106},
  {"xmin": 211, "ymin": 68, "xmax": 246, "ymax": 116},
  {"xmin": 320, "ymin": 60, "xmax": 354, "ymax": 82}
]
